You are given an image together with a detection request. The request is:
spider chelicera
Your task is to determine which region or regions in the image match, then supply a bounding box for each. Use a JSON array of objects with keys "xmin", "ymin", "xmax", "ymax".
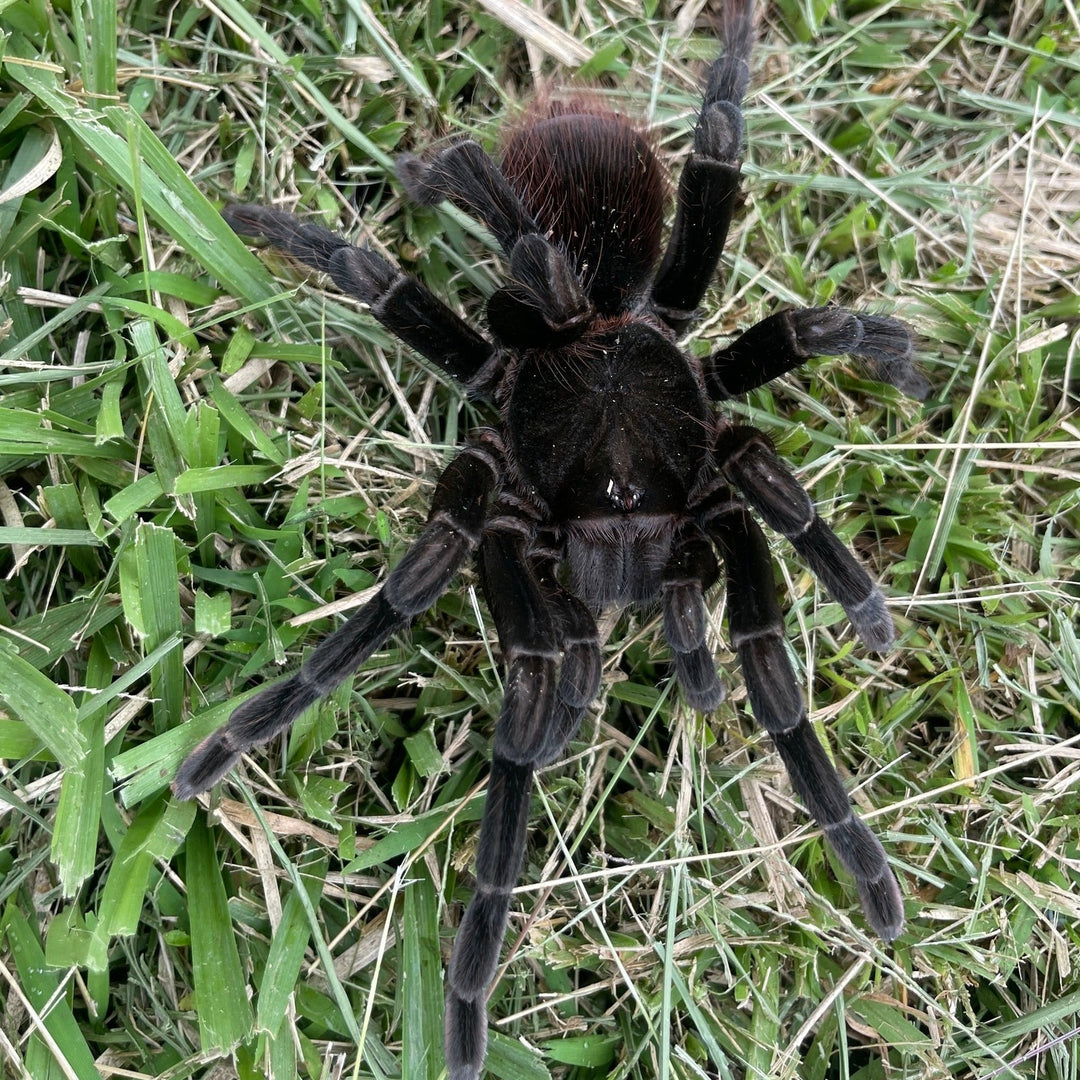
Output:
[{"xmin": 174, "ymin": 2, "xmax": 924, "ymax": 1077}]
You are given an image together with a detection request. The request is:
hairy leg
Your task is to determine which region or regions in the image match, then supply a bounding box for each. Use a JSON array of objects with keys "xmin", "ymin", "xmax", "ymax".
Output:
[
  {"xmin": 651, "ymin": 0, "xmax": 754, "ymax": 329},
  {"xmin": 224, "ymin": 204, "xmax": 500, "ymax": 394},
  {"xmin": 444, "ymin": 753, "xmax": 534, "ymax": 1080},
  {"xmin": 444, "ymin": 526, "xmax": 606, "ymax": 1080},
  {"xmin": 534, "ymin": 556, "xmax": 602, "ymax": 767},
  {"xmin": 661, "ymin": 522, "xmax": 727, "ymax": 710},
  {"xmin": 397, "ymin": 139, "xmax": 589, "ymax": 335},
  {"xmin": 445, "ymin": 527, "xmax": 558, "ymax": 1080},
  {"xmin": 172, "ymin": 442, "xmax": 499, "ymax": 798},
  {"xmin": 707, "ymin": 306, "xmax": 928, "ymax": 400},
  {"xmin": 705, "ymin": 501, "xmax": 904, "ymax": 940},
  {"xmin": 716, "ymin": 424, "xmax": 895, "ymax": 653}
]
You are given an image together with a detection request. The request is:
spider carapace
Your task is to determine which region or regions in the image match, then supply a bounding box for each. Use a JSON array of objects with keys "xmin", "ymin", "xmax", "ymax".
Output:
[{"xmin": 173, "ymin": 2, "xmax": 923, "ymax": 1077}]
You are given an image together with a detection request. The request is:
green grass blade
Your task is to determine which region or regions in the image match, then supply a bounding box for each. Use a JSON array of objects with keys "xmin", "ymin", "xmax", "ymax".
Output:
[
  {"xmin": 0, "ymin": 639, "xmax": 83, "ymax": 769},
  {"xmin": 95, "ymin": 795, "xmax": 197, "ymax": 942},
  {"xmin": 255, "ymin": 857, "xmax": 327, "ymax": 1036},
  {"xmin": 5, "ymin": 59, "xmax": 276, "ymax": 303},
  {"xmin": 121, "ymin": 522, "xmax": 184, "ymax": 731},
  {"xmin": 3, "ymin": 2, "xmax": 1079, "ymax": 1077},
  {"xmin": 2, "ymin": 906, "xmax": 101, "ymax": 1080},
  {"xmin": 196, "ymin": 0, "xmax": 396, "ymax": 171},
  {"xmin": 173, "ymin": 464, "xmax": 279, "ymax": 493},
  {"xmin": 0, "ymin": 527, "xmax": 102, "ymax": 546},
  {"xmin": 184, "ymin": 816, "xmax": 255, "ymax": 1053},
  {"xmin": 401, "ymin": 858, "xmax": 443, "ymax": 1080},
  {"xmin": 51, "ymin": 711, "xmax": 104, "ymax": 897}
]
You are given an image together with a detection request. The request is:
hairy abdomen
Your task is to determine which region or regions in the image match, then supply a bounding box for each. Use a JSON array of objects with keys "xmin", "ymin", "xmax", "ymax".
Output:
[{"xmin": 500, "ymin": 101, "xmax": 666, "ymax": 314}]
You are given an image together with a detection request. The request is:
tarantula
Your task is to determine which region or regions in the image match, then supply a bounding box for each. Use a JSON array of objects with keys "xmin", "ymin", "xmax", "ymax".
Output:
[{"xmin": 174, "ymin": 2, "xmax": 922, "ymax": 1076}]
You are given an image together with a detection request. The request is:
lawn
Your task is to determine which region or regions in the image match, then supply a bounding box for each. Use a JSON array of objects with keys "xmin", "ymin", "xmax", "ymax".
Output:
[{"xmin": 1, "ymin": 0, "xmax": 1079, "ymax": 1078}]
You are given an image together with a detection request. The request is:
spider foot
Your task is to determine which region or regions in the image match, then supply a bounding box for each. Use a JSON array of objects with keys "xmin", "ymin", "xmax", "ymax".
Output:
[
  {"xmin": 171, "ymin": 730, "xmax": 243, "ymax": 801},
  {"xmin": 661, "ymin": 528, "xmax": 726, "ymax": 710},
  {"xmin": 718, "ymin": 428, "xmax": 896, "ymax": 652},
  {"xmin": 224, "ymin": 205, "xmax": 395, "ymax": 301},
  {"xmin": 397, "ymin": 138, "xmax": 534, "ymax": 253},
  {"xmin": 225, "ymin": 203, "xmax": 498, "ymax": 387},
  {"xmin": 171, "ymin": 675, "xmax": 323, "ymax": 799},
  {"xmin": 772, "ymin": 724, "xmax": 904, "ymax": 941},
  {"xmin": 224, "ymin": 203, "xmax": 339, "ymax": 264},
  {"xmin": 788, "ymin": 519, "xmax": 895, "ymax": 654},
  {"xmin": 708, "ymin": 306, "xmax": 928, "ymax": 400},
  {"xmin": 855, "ymin": 868, "xmax": 906, "ymax": 942},
  {"xmin": 396, "ymin": 138, "xmax": 474, "ymax": 207},
  {"xmin": 674, "ymin": 645, "xmax": 727, "ymax": 712},
  {"xmin": 507, "ymin": 234, "xmax": 591, "ymax": 331},
  {"xmin": 824, "ymin": 817, "xmax": 905, "ymax": 940},
  {"xmin": 445, "ymin": 756, "xmax": 532, "ymax": 1080},
  {"xmin": 791, "ymin": 308, "xmax": 929, "ymax": 400},
  {"xmin": 852, "ymin": 313, "xmax": 931, "ymax": 400},
  {"xmin": 444, "ymin": 994, "xmax": 486, "ymax": 1080}
]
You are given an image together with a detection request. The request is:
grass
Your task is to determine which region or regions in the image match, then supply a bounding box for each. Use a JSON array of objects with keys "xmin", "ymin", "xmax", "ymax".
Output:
[{"xmin": 1, "ymin": 0, "xmax": 1079, "ymax": 1077}]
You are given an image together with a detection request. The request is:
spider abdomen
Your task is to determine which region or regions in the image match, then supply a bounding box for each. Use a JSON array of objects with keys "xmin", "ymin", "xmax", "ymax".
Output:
[{"xmin": 500, "ymin": 103, "xmax": 666, "ymax": 313}]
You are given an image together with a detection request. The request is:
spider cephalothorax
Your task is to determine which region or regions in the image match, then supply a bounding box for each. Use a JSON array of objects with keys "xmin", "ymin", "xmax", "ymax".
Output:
[{"xmin": 174, "ymin": 4, "xmax": 923, "ymax": 1078}]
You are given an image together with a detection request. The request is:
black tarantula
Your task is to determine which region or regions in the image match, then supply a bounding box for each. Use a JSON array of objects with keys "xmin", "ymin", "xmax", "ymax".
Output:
[{"xmin": 175, "ymin": 2, "xmax": 923, "ymax": 1077}]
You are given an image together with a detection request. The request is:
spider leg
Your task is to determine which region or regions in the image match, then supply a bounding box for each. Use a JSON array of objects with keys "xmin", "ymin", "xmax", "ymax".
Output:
[
  {"xmin": 716, "ymin": 425, "xmax": 895, "ymax": 653},
  {"xmin": 707, "ymin": 306, "xmax": 929, "ymax": 400},
  {"xmin": 397, "ymin": 140, "xmax": 590, "ymax": 333},
  {"xmin": 706, "ymin": 500, "xmax": 904, "ymax": 940},
  {"xmin": 172, "ymin": 442, "xmax": 499, "ymax": 799},
  {"xmin": 223, "ymin": 204, "xmax": 499, "ymax": 393},
  {"xmin": 662, "ymin": 523, "xmax": 727, "ymax": 711},
  {"xmin": 445, "ymin": 526, "xmax": 599, "ymax": 1080},
  {"xmin": 534, "ymin": 555, "xmax": 603, "ymax": 767},
  {"xmin": 650, "ymin": 0, "xmax": 754, "ymax": 330},
  {"xmin": 445, "ymin": 752, "xmax": 533, "ymax": 1080},
  {"xmin": 397, "ymin": 138, "xmax": 535, "ymax": 254}
]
